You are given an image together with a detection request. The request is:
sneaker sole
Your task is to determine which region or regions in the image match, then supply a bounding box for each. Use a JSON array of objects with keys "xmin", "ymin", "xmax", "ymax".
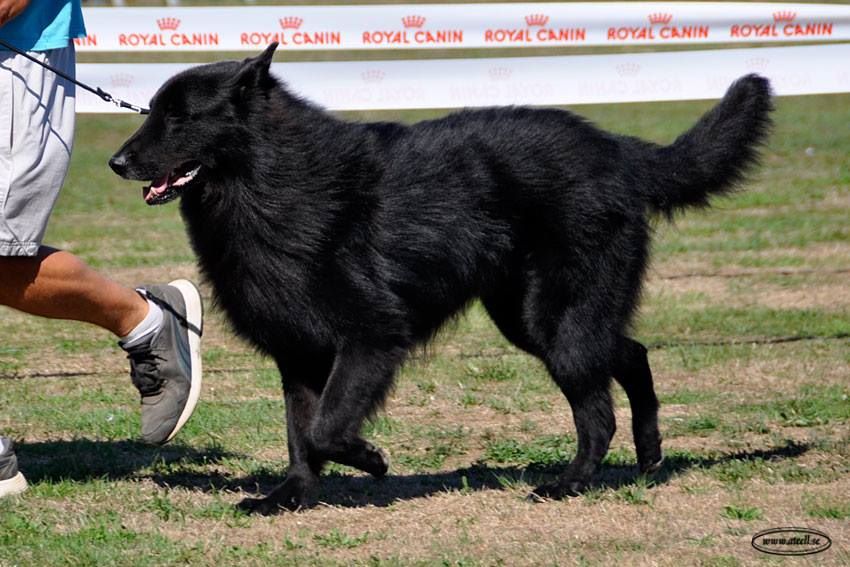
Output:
[
  {"xmin": 163, "ymin": 279, "xmax": 204, "ymax": 444},
  {"xmin": 0, "ymin": 471, "xmax": 28, "ymax": 498}
]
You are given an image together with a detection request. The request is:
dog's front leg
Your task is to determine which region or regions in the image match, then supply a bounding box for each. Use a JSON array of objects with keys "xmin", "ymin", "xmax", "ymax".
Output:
[
  {"xmin": 238, "ymin": 356, "xmax": 330, "ymax": 515},
  {"xmin": 306, "ymin": 344, "xmax": 405, "ymax": 478}
]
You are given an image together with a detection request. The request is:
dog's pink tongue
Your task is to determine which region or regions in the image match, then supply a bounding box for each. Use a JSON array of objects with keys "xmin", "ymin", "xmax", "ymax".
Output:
[
  {"xmin": 150, "ymin": 174, "xmax": 169, "ymax": 194},
  {"xmin": 145, "ymin": 173, "xmax": 170, "ymax": 201}
]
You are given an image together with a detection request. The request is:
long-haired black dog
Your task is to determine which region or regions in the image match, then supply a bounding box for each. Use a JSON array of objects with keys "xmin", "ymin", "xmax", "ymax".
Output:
[{"xmin": 110, "ymin": 43, "xmax": 772, "ymax": 514}]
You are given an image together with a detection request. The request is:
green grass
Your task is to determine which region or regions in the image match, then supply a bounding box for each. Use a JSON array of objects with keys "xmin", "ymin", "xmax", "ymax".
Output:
[
  {"xmin": 721, "ymin": 505, "xmax": 763, "ymax": 521},
  {"xmin": 483, "ymin": 435, "xmax": 575, "ymax": 467},
  {"xmin": 804, "ymin": 497, "xmax": 850, "ymax": 520},
  {"xmin": 740, "ymin": 385, "xmax": 850, "ymax": 427},
  {"xmin": 614, "ymin": 476, "xmax": 654, "ymax": 506},
  {"xmin": 0, "ymin": 510, "xmax": 190, "ymax": 566},
  {"xmin": 708, "ymin": 456, "xmax": 840, "ymax": 486},
  {"xmin": 314, "ymin": 529, "xmax": 372, "ymax": 550},
  {"xmin": 395, "ymin": 425, "xmax": 469, "ymax": 472},
  {"xmin": 638, "ymin": 305, "xmax": 849, "ymax": 345},
  {"xmin": 665, "ymin": 415, "xmax": 720, "ymax": 438}
]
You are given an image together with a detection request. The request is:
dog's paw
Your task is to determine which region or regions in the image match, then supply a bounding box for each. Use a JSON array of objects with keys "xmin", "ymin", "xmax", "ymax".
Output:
[
  {"xmin": 639, "ymin": 454, "xmax": 664, "ymax": 475},
  {"xmin": 237, "ymin": 475, "xmax": 315, "ymax": 515},
  {"xmin": 237, "ymin": 491, "xmax": 311, "ymax": 515},
  {"xmin": 636, "ymin": 434, "xmax": 663, "ymax": 474},
  {"xmin": 237, "ymin": 495, "xmax": 290, "ymax": 516},
  {"xmin": 359, "ymin": 442, "xmax": 390, "ymax": 478},
  {"xmin": 527, "ymin": 479, "xmax": 586, "ymax": 502}
]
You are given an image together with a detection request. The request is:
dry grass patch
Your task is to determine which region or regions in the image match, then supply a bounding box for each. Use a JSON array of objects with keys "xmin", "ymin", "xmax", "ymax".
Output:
[
  {"xmin": 650, "ymin": 272, "xmax": 850, "ymax": 311},
  {"xmin": 651, "ymin": 242, "xmax": 850, "ymax": 277},
  {"xmin": 100, "ymin": 473, "xmax": 849, "ymax": 565}
]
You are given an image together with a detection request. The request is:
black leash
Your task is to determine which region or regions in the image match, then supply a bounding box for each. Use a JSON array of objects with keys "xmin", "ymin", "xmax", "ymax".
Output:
[{"xmin": 0, "ymin": 38, "xmax": 149, "ymax": 114}]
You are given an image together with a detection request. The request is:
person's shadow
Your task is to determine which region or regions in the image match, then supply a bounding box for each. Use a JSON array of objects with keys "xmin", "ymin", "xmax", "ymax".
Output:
[{"xmin": 16, "ymin": 437, "xmax": 811, "ymax": 509}]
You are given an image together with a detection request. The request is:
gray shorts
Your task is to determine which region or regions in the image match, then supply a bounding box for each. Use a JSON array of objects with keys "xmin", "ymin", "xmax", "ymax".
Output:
[{"xmin": 0, "ymin": 44, "xmax": 76, "ymax": 257}]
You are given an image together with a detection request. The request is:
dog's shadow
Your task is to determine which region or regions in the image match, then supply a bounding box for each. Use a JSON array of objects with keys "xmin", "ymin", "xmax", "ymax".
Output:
[{"xmin": 17, "ymin": 439, "xmax": 810, "ymax": 509}]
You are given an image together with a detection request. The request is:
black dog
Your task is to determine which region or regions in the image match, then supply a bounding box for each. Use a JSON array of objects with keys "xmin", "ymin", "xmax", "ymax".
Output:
[{"xmin": 110, "ymin": 43, "xmax": 772, "ymax": 513}]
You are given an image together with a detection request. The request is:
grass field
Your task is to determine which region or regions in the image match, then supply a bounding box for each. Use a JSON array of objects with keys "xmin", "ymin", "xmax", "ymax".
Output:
[{"xmin": 1, "ymin": 69, "xmax": 849, "ymax": 565}]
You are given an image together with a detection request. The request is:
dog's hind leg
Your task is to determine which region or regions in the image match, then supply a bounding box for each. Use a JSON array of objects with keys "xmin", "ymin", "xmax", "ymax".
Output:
[
  {"xmin": 530, "ymin": 363, "xmax": 616, "ymax": 500},
  {"xmin": 307, "ymin": 345, "xmax": 404, "ymax": 478},
  {"xmin": 485, "ymin": 274, "xmax": 618, "ymax": 499},
  {"xmin": 612, "ymin": 337, "xmax": 663, "ymax": 474}
]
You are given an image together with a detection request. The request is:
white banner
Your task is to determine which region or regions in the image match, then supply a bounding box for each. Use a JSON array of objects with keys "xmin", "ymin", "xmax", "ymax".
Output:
[
  {"xmin": 75, "ymin": 3, "xmax": 850, "ymax": 51},
  {"xmin": 76, "ymin": 44, "xmax": 850, "ymax": 113}
]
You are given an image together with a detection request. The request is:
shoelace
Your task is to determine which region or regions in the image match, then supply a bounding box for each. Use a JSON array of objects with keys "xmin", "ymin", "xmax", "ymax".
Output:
[
  {"xmin": 142, "ymin": 290, "xmax": 202, "ymax": 337},
  {"xmin": 124, "ymin": 342, "xmax": 167, "ymax": 397}
]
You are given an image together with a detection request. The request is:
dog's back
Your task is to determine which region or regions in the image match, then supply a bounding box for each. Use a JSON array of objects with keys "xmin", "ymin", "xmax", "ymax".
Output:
[{"xmin": 356, "ymin": 76, "xmax": 771, "ymax": 345}]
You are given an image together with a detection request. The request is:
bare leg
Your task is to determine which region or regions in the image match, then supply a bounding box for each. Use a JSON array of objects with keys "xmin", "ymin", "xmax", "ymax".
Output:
[{"xmin": 0, "ymin": 247, "xmax": 147, "ymax": 337}]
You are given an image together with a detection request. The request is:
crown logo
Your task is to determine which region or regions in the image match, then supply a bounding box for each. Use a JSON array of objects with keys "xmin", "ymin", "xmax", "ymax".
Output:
[
  {"xmin": 279, "ymin": 17, "xmax": 303, "ymax": 30},
  {"xmin": 525, "ymin": 14, "xmax": 549, "ymax": 27},
  {"xmin": 402, "ymin": 15, "xmax": 426, "ymax": 28},
  {"xmin": 361, "ymin": 69, "xmax": 385, "ymax": 83},
  {"xmin": 773, "ymin": 11, "xmax": 796, "ymax": 22},
  {"xmin": 615, "ymin": 62, "xmax": 641, "ymax": 76},
  {"xmin": 156, "ymin": 17, "xmax": 181, "ymax": 31},
  {"xmin": 745, "ymin": 57, "xmax": 770, "ymax": 70},
  {"xmin": 488, "ymin": 67, "xmax": 512, "ymax": 81},
  {"xmin": 648, "ymin": 13, "xmax": 673, "ymax": 25},
  {"xmin": 109, "ymin": 73, "xmax": 134, "ymax": 88}
]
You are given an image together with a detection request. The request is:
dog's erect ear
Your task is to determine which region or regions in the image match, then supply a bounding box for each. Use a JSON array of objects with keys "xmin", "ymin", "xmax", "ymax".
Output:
[{"xmin": 232, "ymin": 42, "xmax": 278, "ymax": 91}]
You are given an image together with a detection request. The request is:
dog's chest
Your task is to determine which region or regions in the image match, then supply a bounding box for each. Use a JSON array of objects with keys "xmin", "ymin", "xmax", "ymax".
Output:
[{"xmin": 183, "ymin": 213, "xmax": 332, "ymax": 352}]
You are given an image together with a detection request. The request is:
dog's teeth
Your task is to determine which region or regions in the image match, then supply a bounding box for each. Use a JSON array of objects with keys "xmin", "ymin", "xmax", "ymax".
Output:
[{"xmin": 171, "ymin": 165, "xmax": 201, "ymax": 187}]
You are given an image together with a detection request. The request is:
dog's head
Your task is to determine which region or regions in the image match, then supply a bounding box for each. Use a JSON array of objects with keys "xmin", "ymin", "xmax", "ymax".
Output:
[{"xmin": 109, "ymin": 43, "xmax": 279, "ymax": 205}]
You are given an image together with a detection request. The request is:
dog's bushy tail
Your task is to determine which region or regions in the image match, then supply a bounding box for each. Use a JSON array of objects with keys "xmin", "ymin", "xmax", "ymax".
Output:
[{"xmin": 640, "ymin": 74, "xmax": 773, "ymax": 217}]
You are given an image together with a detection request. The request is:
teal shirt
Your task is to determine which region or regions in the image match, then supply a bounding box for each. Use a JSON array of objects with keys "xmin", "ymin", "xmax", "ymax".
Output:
[{"xmin": 0, "ymin": 0, "xmax": 86, "ymax": 52}]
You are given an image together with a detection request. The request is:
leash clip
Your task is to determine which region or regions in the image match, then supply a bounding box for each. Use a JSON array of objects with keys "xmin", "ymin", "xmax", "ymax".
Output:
[
  {"xmin": 114, "ymin": 97, "xmax": 150, "ymax": 115},
  {"xmin": 98, "ymin": 87, "xmax": 150, "ymax": 115}
]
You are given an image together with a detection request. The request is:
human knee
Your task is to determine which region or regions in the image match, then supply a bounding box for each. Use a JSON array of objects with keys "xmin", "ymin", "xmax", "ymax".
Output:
[{"xmin": 0, "ymin": 255, "xmax": 40, "ymax": 305}]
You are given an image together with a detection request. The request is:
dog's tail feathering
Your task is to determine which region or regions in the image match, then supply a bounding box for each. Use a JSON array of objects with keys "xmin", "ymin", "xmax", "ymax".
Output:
[{"xmin": 640, "ymin": 74, "xmax": 773, "ymax": 217}]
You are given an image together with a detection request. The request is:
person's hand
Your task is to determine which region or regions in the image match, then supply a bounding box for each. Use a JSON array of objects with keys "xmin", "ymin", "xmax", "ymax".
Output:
[{"xmin": 0, "ymin": 0, "xmax": 30, "ymax": 27}]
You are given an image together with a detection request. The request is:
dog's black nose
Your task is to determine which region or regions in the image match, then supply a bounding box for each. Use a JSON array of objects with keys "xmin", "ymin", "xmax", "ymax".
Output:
[{"xmin": 108, "ymin": 153, "xmax": 128, "ymax": 176}]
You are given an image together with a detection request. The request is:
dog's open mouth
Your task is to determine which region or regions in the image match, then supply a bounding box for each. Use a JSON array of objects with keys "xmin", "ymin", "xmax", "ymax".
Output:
[{"xmin": 143, "ymin": 161, "xmax": 203, "ymax": 205}]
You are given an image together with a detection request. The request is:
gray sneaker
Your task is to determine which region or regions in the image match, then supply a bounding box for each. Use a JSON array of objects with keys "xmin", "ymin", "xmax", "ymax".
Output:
[
  {"xmin": 122, "ymin": 279, "xmax": 203, "ymax": 445},
  {"xmin": 0, "ymin": 437, "xmax": 28, "ymax": 498}
]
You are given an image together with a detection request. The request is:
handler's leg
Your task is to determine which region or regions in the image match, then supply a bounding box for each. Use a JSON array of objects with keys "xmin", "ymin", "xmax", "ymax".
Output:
[
  {"xmin": 0, "ymin": 43, "xmax": 146, "ymax": 332},
  {"xmin": 0, "ymin": 45, "xmax": 203, "ymax": 450},
  {"xmin": 0, "ymin": 250, "xmax": 205, "ymax": 446},
  {"xmin": 0, "ymin": 247, "xmax": 148, "ymax": 336}
]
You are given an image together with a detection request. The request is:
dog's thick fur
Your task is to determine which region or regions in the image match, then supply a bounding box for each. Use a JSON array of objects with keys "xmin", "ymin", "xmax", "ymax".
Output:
[{"xmin": 111, "ymin": 44, "xmax": 772, "ymax": 514}]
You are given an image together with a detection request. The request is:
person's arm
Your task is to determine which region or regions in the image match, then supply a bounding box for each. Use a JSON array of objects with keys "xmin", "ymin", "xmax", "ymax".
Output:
[{"xmin": 0, "ymin": 0, "xmax": 29, "ymax": 27}]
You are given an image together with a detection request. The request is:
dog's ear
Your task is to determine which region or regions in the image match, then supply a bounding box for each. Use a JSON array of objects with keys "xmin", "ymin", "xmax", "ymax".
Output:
[{"xmin": 232, "ymin": 42, "xmax": 278, "ymax": 92}]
